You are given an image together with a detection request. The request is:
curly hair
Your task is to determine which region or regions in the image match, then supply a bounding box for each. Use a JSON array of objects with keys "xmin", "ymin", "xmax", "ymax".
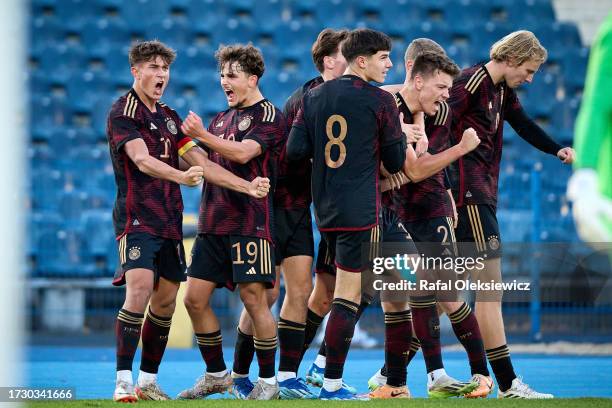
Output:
[
  {"xmin": 490, "ymin": 30, "xmax": 547, "ymax": 65},
  {"xmin": 129, "ymin": 40, "xmax": 176, "ymax": 66},
  {"xmin": 215, "ymin": 43, "xmax": 265, "ymax": 78}
]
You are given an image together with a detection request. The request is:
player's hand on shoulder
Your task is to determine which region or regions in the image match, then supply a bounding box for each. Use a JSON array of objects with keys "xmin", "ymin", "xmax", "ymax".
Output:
[
  {"xmin": 459, "ymin": 127, "xmax": 480, "ymax": 152},
  {"xmin": 181, "ymin": 111, "xmax": 205, "ymax": 138},
  {"xmin": 557, "ymin": 147, "xmax": 575, "ymax": 164},
  {"xmin": 415, "ymin": 133, "xmax": 429, "ymax": 157},
  {"xmin": 399, "ymin": 112, "xmax": 425, "ymax": 143},
  {"xmin": 181, "ymin": 165, "xmax": 204, "ymax": 186},
  {"xmin": 248, "ymin": 176, "xmax": 271, "ymax": 198}
]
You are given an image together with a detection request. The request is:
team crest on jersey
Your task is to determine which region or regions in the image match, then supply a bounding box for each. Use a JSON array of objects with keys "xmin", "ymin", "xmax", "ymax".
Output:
[
  {"xmin": 128, "ymin": 246, "xmax": 141, "ymax": 260},
  {"xmin": 488, "ymin": 236, "xmax": 500, "ymax": 251},
  {"xmin": 166, "ymin": 119, "xmax": 178, "ymax": 134},
  {"xmin": 238, "ymin": 115, "xmax": 252, "ymax": 131}
]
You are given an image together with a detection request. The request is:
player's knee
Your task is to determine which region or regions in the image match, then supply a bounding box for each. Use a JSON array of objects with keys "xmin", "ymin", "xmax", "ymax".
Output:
[
  {"xmin": 151, "ymin": 298, "xmax": 177, "ymax": 316},
  {"xmin": 126, "ymin": 285, "xmax": 153, "ymax": 310},
  {"xmin": 308, "ymin": 294, "xmax": 331, "ymax": 315},
  {"xmin": 183, "ymin": 293, "xmax": 209, "ymax": 315},
  {"xmin": 286, "ymin": 286, "xmax": 311, "ymax": 309},
  {"xmin": 240, "ymin": 286, "xmax": 266, "ymax": 311}
]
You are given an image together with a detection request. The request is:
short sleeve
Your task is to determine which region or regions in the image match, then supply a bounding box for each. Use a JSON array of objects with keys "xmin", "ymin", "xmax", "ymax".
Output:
[
  {"xmin": 109, "ymin": 115, "xmax": 142, "ymax": 151},
  {"xmin": 243, "ymin": 103, "xmax": 286, "ymax": 153}
]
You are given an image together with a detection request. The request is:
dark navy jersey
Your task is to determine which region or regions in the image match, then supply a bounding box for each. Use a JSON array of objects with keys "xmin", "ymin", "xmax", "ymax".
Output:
[
  {"xmin": 393, "ymin": 93, "xmax": 453, "ymax": 222},
  {"xmin": 107, "ymin": 89, "xmax": 196, "ymax": 240},
  {"xmin": 448, "ymin": 64, "xmax": 524, "ymax": 208},
  {"xmin": 275, "ymin": 76, "xmax": 324, "ymax": 209},
  {"xmin": 290, "ymin": 75, "xmax": 405, "ymax": 231},
  {"xmin": 198, "ymin": 99, "xmax": 285, "ymax": 242}
]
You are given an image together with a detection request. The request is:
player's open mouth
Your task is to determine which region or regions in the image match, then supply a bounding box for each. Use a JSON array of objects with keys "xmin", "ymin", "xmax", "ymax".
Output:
[
  {"xmin": 224, "ymin": 89, "xmax": 235, "ymax": 101},
  {"xmin": 155, "ymin": 81, "xmax": 164, "ymax": 91}
]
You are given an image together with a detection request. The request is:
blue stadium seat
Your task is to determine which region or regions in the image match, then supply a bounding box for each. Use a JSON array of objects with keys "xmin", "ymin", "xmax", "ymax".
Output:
[
  {"xmin": 213, "ymin": 18, "xmax": 258, "ymax": 46},
  {"xmin": 172, "ymin": 46, "xmax": 217, "ymax": 82},
  {"xmin": 28, "ymin": 210, "xmax": 63, "ymax": 259},
  {"xmin": 31, "ymin": 167, "xmax": 64, "ymax": 211},
  {"xmin": 31, "ymin": 95, "xmax": 71, "ymax": 142},
  {"xmin": 146, "ymin": 16, "xmax": 193, "ymax": 50},
  {"xmin": 30, "ymin": 15, "xmax": 66, "ymax": 56},
  {"xmin": 561, "ymin": 47, "xmax": 589, "ymax": 97},
  {"xmin": 252, "ymin": 0, "xmax": 286, "ymax": 33},
  {"xmin": 81, "ymin": 18, "xmax": 133, "ymax": 59},
  {"xmin": 521, "ymin": 71, "xmax": 560, "ymax": 119},
  {"xmin": 54, "ymin": 0, "xmax": 102, "ymax": 31},
  {"xmin": 81, "ymin": 209, "xmax": 115, "ymax": 259},
  {"xmin": 186, "ymin": 1, "xmax": 226, "ymax": 34},
  {"xmin": 36, "ymin": 229, "xmax": 97, "ymax": 276},
  {"xmin": 551, "ymin": 98, "xmax": 580, "ymax": 144},
  {"xmin": 116, "ymin": 0, "xmax": 171, "ymax": 31},
  {"xmin": 291, "ymin": 0, "xmax": 353, "ymax": 28},
  {"xmin": 379, "ymin": 1, "xmax": 424, "ymax": 34},
  {"xmin": 274, "ymin": 21, "xmax": 319, "ymax": 61},
  {"xmin": 38, "ymin": 43, "xmax": 88, "ymax": 86}
]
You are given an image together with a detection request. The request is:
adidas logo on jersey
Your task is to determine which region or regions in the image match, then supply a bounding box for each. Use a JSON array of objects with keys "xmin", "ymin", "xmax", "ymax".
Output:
[
  {"xmin": 132, "ymin": 219, "xmax": 140, "ymax": 226},
  {"xmin": 150, "ymin": 122, "xmax": 157, "ymax": 130},
  {"xmin": 246, "ymin": 267, "xmax": 256, "ymax": 275},
  {"xmin": 466, "ymin": 190, "xmax": 473, "ymax": 198}
]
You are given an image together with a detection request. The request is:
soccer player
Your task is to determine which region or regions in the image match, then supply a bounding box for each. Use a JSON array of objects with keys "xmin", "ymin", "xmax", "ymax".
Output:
[
  {"xmin": 177, "ymin": 44, "xmax": 285, "ymax": 401},
  {"xmin": 287, "ymin": 28, "xmax": 408, "ymax": 400},
  {"xmin": 108, "ymin": 40, "xmax": 271, "ymax": 402},
  {"xmin": 226, "ymin": 28, "xmax": 349, "ymax": 401},
  {"xmin": 374, "ymin": 51, "xmax": 483, "ymax": 399},
  {"xmin": 369, "ymin": 39, "xmax": 494, "ymax": 399},
  {"xmin": 448, "ymin": 30, "xmax": 574, "ymax": 399}
]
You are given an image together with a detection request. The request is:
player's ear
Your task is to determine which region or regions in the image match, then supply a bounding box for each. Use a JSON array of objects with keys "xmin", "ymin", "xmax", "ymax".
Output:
[
  {"xmin": 323, "ymin": 55, "xmax": 333, "ymax": 70},
  {"xmin": 414, "ymin": 74, "xmax": 424, "ymax": 91},
  {"xmin": 356, "ymin": 55, "xmax": 367, "ymax": 69},
  {"xmin": 248, "ymin": 74, "xmax": 258, "ymax": 88},
  {"xmin": 130, "ymin": 65, "xmax": 140, "ymax": 80}
]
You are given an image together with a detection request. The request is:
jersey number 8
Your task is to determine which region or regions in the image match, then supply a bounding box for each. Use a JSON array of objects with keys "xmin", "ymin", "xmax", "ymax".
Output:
[{"xmin": 324, "ymin": 114, "xmax": 347, "ymax": 168}]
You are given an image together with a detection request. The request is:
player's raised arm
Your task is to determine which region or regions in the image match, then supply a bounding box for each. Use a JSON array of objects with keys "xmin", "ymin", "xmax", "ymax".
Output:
[
  {"xmin": 181, "ymin": 110, "xmax": 262, "ymax": 164},
  {"xmin": 181, "ymin": 145, "xmax": 270, "ymax": 198},
  {"xmin": 123, "ymin": 134, "xmax": 203, "ymax": 186},
  {"xmin": 403, "ymin": 127, "xmax": 480, "ymax": 182}
]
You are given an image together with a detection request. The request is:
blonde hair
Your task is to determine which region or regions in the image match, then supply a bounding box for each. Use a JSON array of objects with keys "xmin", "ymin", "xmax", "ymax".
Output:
[
  {"xmin": 404, "ymin": 38, "xmax": 445, "ymax": 62},
  {"xmin": 490, "ymin": 30, "xmax": 547, "ymax": 65}
]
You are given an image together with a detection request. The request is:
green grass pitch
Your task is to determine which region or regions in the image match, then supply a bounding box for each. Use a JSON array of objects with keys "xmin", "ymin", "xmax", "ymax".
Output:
[{"xmin": 26, "ymin": 398, "xmax": 612, "ymax": 407}]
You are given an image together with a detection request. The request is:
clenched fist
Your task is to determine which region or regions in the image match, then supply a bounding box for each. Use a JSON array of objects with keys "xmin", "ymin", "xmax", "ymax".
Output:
[
  {"xmin": 248, "ymin": 177, "xmax": 271, "ymax": 198},
  {"xmin": 459, "ymin": 127, "xmax": 480, "ymax": 153},
  {"xmin": 181, "ymin": 111, "xmax": 205, "ymax": 138},
  {"xmin": 181, "ymin": 166, "xmax": 204, "ymax": 186}
]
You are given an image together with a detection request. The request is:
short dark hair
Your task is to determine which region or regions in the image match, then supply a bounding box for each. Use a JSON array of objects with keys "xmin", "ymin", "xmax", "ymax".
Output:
[
  {"xmin": 129, "ymin": 40, "xmax": 176, "ymax": 66},
  {"xmin": 311, "ymin": 28, "xmax": 349, "ymax": 73},
  {"xmin": 410, "ymin": 52, "xmax": 460, "ymax": 80},
  {"xmin": 215, "ymin": 43, "xmax": 265, "ymax": 78},
  {"xmin": 341, "ymin": 28, "xmax": 392, "ymax": 64}
]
